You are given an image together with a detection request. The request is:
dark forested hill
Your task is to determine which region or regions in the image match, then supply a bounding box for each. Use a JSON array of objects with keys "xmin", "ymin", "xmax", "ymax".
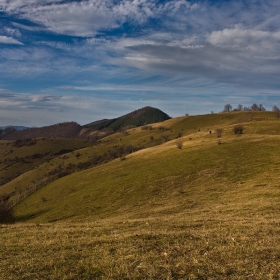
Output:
[{"xmin": 85, "ymin": 106, "xmax": 171, "ymax": 131}]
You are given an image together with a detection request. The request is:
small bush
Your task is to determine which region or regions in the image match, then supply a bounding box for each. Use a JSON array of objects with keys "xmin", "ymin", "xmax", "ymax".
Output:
[
  {"xmin": 158, "ymin": 126, "xmax": 167, "ymax": 131},
  {"xmin": 176, "ymin": 140, "xmax": 183, "ymax": 150},
  {"xmin": 176, "ymin": 132, "xmax": 183, "ymax": 138},
  {"xmin": 215, "ymin": 128, "xmax": 223, "ymax": 138},
  {"xmin": 141, "ymin": 125, "xmax": 153, "ymax": 130},
  {"xmin": 161, "ymin": 133, "xmax": 170, "ymax": 142},
  {"xmin": 233, "ymin": 125, "xmax": 244, "ymax": 135},
  {"xmin": 120, "ymin": 155, "xmax": 126, "ymax": 161}
]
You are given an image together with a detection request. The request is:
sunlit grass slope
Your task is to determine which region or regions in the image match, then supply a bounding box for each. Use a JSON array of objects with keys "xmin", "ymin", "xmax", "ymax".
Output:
[
  {"xmin": 11, "ymin": 131, "xmax": 280, "ymax": 223},
  {"xmin": 0, "ymin": 138, "xmax": 93, "ymax": 187},
  {"xmin": 2, "ymin": 111, "xmax": 279, "ymax": 205},
  {"xmin": 0, "ymin": 112, "xmax": 228, "ymax": 204},
  {"xmin": 1, "ymin": 111, "xmax": 280, "ymax": 279}
]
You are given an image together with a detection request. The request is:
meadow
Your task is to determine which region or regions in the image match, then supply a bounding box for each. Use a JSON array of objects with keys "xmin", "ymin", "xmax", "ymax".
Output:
[{"xmin": 1, "ymin": 111, "xmax": 280, "ymax": 279}]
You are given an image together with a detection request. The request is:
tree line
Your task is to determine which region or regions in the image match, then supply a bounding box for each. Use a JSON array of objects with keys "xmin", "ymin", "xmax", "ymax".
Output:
[{"xmin": 223, "ymin": 103, "xmax": 280, "ymax": 114}]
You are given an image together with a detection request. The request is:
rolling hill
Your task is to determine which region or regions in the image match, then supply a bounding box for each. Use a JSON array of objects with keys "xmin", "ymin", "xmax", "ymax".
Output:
[
  {"xmin": 6, "ymin": 110, "xmax": 280, "ymax": 222},
  {"xmin": 0, "ymin": 122, "xmax": 84, "ymax": 140},
  {"xmin": 0, "ymin": 106, "xmax": 171, "ymax": 140},
  {"xmin": 85, "ymin": 106, "xmax": 171, "ymax": 130},
  {"xmin": 1, "ymin": 110, "xmax": 280, "ymax": 279}
]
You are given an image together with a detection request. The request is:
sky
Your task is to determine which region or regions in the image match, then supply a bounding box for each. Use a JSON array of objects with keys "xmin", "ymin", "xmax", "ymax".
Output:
[{"xmin": 0, "ymin": 0, "xmax": 280, "ymax": 127}]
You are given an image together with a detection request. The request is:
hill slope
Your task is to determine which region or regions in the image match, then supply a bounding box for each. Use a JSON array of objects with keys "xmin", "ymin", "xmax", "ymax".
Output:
[
  {"xmin": 1, "ymin": 111, "xmax": 280, "ymax": 279},
  {"xmin": 0, "ymin": 138, "xmax": 94, "ymax": 187},
  {"xmin": 85, "ymin": 106, "xmax": 171, "ymax": 131},
  {"xmin": 8, "ymin": 110, "xmax": 280, "ymax": 223},
  {"xmin": 0, "ymin": 107, "xmax": 170, "ymax": 140},
  {"xmin": 0, "ymin": 122, "xmax": 83, "ymax": 140},
  {"xmin": 2, "ymin": 110, "xmax": 280, "ymax": 211}
]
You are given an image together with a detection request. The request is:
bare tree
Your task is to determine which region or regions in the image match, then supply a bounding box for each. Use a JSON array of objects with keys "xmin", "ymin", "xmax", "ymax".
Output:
[
  {"xmin": 223, "ymin": 104, "xmax": 232, "ymax": 112},
  {"xmin": 273, "ymin": 106, "xmax": 280, "ymax": 118},
  {"xmin": 237, "ymin": 104, "xmax": 243, "ymax": 111},
  {"xmin": 251, "ymin": 103, "xmax": 259, "ymax": 111},
  {"xmin": 215, "ymin": 128, "xmax": 223, "ymax": 138},
  {"xmin": 259, "ymin": 104, "xmax": 266, "ymax": 111}
]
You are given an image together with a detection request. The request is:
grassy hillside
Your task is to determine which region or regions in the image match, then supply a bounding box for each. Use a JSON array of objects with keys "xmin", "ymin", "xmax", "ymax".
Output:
[
  {"xmin": 0, "ymin": 110, "xmax": 257, "ymax": 206},
  {"xmin": 0, "ymin": 138, "xmax": 93, "ymax": 186},
  {"xmin": 2, "ymin": 110, "xmax": 280, "ymax": 213},
  {"xmin": 10, "ymin": 128, "xmax": 280, "ymax": 223},
  {"xmin": 1, "ymin": 111, "xmax": 280, "ymax": 279}
]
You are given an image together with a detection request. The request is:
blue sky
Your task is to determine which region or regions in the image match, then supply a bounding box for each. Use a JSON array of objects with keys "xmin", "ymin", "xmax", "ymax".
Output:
[{"xmin": 0, "ymin": 0, "xmax": 280, "ymax": 126}]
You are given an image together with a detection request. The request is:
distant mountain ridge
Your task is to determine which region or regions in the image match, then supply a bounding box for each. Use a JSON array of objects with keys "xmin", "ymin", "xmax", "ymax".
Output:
[
  {"xmin": 0, "ymin": 122, "xmax": 82, "ymax": 140},
  {"xmin": 0, "ymin": 126, "xmax": 28, "ymax": 131},
  {"xmin": 0, "ymin": 107, "xmax": 171, "ymax": 140}
]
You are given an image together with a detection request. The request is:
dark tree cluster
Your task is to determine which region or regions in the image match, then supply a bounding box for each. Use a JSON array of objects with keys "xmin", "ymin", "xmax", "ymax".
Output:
[{"xmin": 0, "ymin": 194, "xmax": 13, "ymax": 223}]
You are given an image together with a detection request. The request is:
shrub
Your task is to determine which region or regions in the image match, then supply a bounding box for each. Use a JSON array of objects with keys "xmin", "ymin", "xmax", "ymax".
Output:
[
  {"xmin": 233, "ymin": 125, "xmax": 244, "ymax": 135},
  {"xmin": 161, "ymin": 133, "xmax": 170, "ymax": 142},
  {"xmin": 176, "ymin": 132, "xmax": 183, "ymax": 138},
  {"xmin": 120, "ymin": 155, "xmax": 126, "ymax": 161},
  {"xmin": 215, "ymin": 128, "xmax": 223, "ymax": 138},
  {"xmin": 176, "ymin": 140, "xmax": 183, "ymax": 150},
  {"xmin": 158, "ymin": 126, "xmax": 167, "ymax": 131},
  {"xmin": 141, "ymin": 125, "xmax": 153, "ymax": 130}
]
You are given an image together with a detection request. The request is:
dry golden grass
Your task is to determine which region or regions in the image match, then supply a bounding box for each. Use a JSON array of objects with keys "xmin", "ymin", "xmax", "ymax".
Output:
[
  {"xmin": 2, "ymin": 112, "xmax": 280, "ymax": 279},
  {"xmin": 1, "ymin": 213, "xmax": 280, "ymax": 279}
]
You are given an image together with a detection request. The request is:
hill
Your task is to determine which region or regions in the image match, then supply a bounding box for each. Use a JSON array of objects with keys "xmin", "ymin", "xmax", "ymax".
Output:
[
  {"xmin": 1, "ymin": 110, "xmax": 280, "ymax": 279},
  {"xmin": 0, "ymin": 107, "xmax": 170, "ymax": 140},
  {"xmin": 0, "ymin": 138, "xmax": 94, "ymax": 188},
  {"xmin": 0, "ymin": 126, "xmax": 17, "ymax": 139},
  {"xmin": 7, "ymin": 110, "xmax": 280, "ymax": 223},
  {"xmin": 0, "ymin": 122, "xmax": 83, "ymax": 140},
  {"xmin": 85, "ymin": 106, "xmax": 171, "ymax": 131},
  {"xmin": 1, "ymin": 110, "xmax": 280, "ymax": 212},
  {"xmin": 0, "ymin": 126, "xmax": 28, "ymax": 131}
]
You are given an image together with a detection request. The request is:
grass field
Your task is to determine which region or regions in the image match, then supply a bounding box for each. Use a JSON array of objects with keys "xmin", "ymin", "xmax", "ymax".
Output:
[
  {"xmin": 1, "ymin": 214, "xmax": 280, "ymax": 279},
  {"xmin": 1, "ymin": 111, "xmax": 280, "ymax": 279}
]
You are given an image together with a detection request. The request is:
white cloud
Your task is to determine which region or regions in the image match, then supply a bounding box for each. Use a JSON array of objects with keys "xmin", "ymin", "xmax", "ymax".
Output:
[
  {"xmin": 0, "ymin": 0, "xmax": 198, "ymax": 36},
  {"xmin": 11, "ymin": 22, "xmax": 43, "ymax": 32},
  {"xmin": 3, "ymin": 27, "xmax": 21, "ymax": 37},
  {"xmin": 0, "ymin": 0, "xmax": 64, "ymax": 10},
  {"xmin": 208, "ymin": 26, "xmax": 280, "ymax": 52},
  {"xmin": 0, "ymin": 35, "xmax": 23, "ymax": 45}
]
